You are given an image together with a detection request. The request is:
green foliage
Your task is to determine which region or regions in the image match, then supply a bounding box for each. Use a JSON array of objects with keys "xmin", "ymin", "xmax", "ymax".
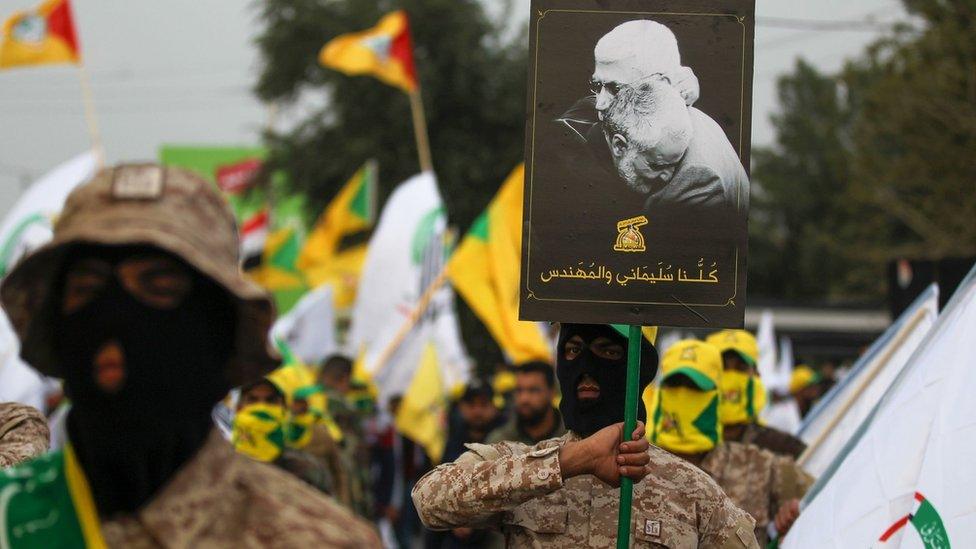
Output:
[
  {"xmin": 253, "ymin": 0, "xmax": 527, "ymax": 369},
  {"xmin": 751, "ymin": 1, "xmax": 976, "ymax": 302}
]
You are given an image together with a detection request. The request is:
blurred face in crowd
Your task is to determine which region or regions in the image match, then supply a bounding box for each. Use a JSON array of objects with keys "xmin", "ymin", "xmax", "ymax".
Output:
[
  {"xmin": 238, "ymin": 381, "xmax": 284, "ymax": 411},
  {"xmin": 721, "ymin": 351, "xmax": 751, "ymax": 374},
  {"xmin": 514, "ymin": 371, "xmax": 555, "ymax": 427},
  {"xmin": 320, "ymin": 369, "xmax": 351, "ymax": 395},
  {"xmin": 458, "ymin": 395, "xmax": 498, "ymax": 432}
]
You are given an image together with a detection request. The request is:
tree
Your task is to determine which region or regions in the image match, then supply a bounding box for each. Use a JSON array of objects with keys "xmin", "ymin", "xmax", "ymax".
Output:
[
  {"xmin": 845, "ymin": 0, "xmax": 976, "ymax": 262},
  {"xmin": 253, "ymin": 0, "xmax": 528, "ymax": 369},
  {"xmin": 751, "ymin": 1, "xmax": 976, "ymax": 303}
]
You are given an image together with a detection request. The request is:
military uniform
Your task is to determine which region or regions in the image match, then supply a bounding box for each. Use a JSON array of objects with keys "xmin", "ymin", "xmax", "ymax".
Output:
[
  {"xmin": 0, "ymin": 164, "xmax": 381, "ymax": 546},
  {"xmin": 324, "ymin": 386, "xmax": 373, "ymax": 516},
  {"xmin": 99, "ymin": 429, "xmax": 379, "ymax": 548},
  {"xmin": 0, "ymin": 402, "xmax": 49, "ymax": 468},
  {"xmin": 730, "ymin": 422, "xmax": 806, "ymax": 459},
  {"xmin": 485, "ymin": 408, "xmax": 566, "ymax": 446},
  {"xmin": 699, "ymin": 441, "xmax": 813, "ymax": 545},
  {"xmin": 413, "ymin": 432, "xmax": 759, "ymax": 548}
]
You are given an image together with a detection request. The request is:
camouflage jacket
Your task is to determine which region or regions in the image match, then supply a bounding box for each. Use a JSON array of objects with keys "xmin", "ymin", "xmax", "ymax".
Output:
[
  {"xmin": 412, "ymin": 431, "xmax": 759, "ymax": 548},
  {"xmin": 100, "ymin": 429, "xmax": 380, "ymax": 548},
  {"xmin": 0, "ymin": 402, "xmax": 49, "ymax": 468},
  {"xmin": 734, "ymin": 423, "xmax": 806, "ymax": 459},
  {"xmin": 699, "ymin": 442, "xmax": 814, "ymax": 545}
]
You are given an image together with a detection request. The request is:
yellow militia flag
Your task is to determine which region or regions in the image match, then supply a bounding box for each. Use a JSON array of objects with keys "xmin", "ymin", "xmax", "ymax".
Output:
[
  {"xmin": 395, "ymin": 342, "xmax": 446, "ymax": 463},
  {"xmin": 0, "ymin": 0, "xmax": 80, "ymax": 69},
  {"xmin": 247, "ymin": 226, "xmax": 305, "ymax": 291},
  {"xmin": 298, "ymin": 163, "xmax": 376, "ymax": 308},
  {"xmin": 319, "ymin": 10, "xmax": 418, "ymax": 93},
  {"xmin": 447, "ymin": 165, "xmax": 552, "ymax": 364}
]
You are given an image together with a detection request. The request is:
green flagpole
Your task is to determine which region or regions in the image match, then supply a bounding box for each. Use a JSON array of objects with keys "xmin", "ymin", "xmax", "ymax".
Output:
[{"xmin": 616, "ymin": 324, "xmax": 642, "ymax": 548}]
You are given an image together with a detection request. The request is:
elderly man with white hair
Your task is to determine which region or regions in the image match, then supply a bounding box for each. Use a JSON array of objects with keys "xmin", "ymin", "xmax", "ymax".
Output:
[
  {"xmin": 602, "ymin": 77, "xmax": 746, "ymax": 215},
  {"xmin": 557, "ymin": 20, "xmax": 699, "ymax": 145},
  {"xmin": 556, "ymin": 19, "xmax": 747, "ymax": 220}
]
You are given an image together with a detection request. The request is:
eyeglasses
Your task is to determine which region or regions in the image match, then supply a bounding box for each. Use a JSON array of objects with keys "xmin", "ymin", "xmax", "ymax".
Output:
[
  {"xmin": 62, "ymin": 254, "xmax": 194, "ymax": 314},
  {"xmin": 589, "ymin": 72, "xmax": 670, "ymax": 98}
]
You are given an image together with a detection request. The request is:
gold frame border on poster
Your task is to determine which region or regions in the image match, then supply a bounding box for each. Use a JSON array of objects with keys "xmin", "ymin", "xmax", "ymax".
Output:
[{"xmin": 524, "ymin": 8, "xmax": 748, "ymax": 310}]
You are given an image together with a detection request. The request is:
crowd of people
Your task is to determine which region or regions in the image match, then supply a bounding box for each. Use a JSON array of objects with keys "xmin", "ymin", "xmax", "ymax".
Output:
[{"xmin": 0, "ymin": 164, "xmax": 843, "ymax": 547}]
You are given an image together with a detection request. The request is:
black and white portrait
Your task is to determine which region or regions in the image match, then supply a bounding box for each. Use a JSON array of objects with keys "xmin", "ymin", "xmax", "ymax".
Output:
[
  {"xmin": 556, "ymin": 19, "xmax": 748, "ymax": 223},
  {"xmin": 521, "ymin": 0, "xmax": 754, "ymax": 328}
]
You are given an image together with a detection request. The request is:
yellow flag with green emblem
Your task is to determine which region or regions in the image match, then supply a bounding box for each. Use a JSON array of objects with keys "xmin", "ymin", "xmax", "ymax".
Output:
[
  {"xmin": 395, "ymin": 342, "xmax": 447, "ymax": 463},
  {"xmin": 447, "ymin": 165, "xmax": 552, "ymax": 364},
  {"xmin": 299, "ymin": 162, "xmax": 376, "ymax": 309}
]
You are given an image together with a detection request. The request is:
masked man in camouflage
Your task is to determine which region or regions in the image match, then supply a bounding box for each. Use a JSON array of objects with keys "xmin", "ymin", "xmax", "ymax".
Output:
[
  {"xmin": 0, "ymin": 401, "xmax": 49, "ymax": 467},
  {"xmin": 650, "ymin": 339, "xmax": 813, "ymax": 545},
  {"xmin": 0, "ymin": 164, "xmax": 379, "ymax": 547},
  {"xmin": 413, "ymin": 324, "xmax": 759, "ymax": 548}
]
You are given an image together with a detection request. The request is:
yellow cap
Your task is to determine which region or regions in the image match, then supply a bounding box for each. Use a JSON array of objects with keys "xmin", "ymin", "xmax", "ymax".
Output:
[
  {"xmin": 789, "ymin": 365, "xmax": 821, "ymax": 395},
  {"xmin": 660, "ymin": 340, "xmax": 723, "ymax": 391},
  {"xmin": 493, "ymin": 370, "xmax": 517, "ymax": 395},
  {"xmin": 705, "ymin": 330, "xmax": 758, "ymax": 367}
]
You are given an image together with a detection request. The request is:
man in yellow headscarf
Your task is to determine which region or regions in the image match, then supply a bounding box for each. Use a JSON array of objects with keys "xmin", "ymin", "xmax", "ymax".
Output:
[
  {"xmin": 234, "ymin": 375, "xmax": 336, "ymax": 495},
  {"xmin": 652, "ymin": 339, "xmax": 814, "ymax": 545},
  {"xmin": 789, "ymin": 365, "xmax": 827, "ymax": 418},
  {"xmin": 706, "ymin": 329, "xmax": 806, "ymax": 459}
]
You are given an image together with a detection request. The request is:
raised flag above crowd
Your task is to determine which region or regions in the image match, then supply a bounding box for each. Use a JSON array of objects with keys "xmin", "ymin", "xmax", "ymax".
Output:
[
  {"xmin": 447, "ymin": 165, "xmax": 552, "ymax": 364},
  {"xmin": 0, "ymin": 0, "xmax": 79, "ymax": 69}
]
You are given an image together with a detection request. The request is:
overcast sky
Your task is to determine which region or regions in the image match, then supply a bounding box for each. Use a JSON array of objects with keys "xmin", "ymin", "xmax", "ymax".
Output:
[{"xmin": 0, "ymin": 0, "xmax": 906, "ymax": 217}]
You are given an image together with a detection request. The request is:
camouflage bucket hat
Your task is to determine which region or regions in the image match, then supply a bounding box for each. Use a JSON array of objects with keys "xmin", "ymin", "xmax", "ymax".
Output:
[{"xmin": 0, "ymin": 163, "xmax": 278, "ymax": 386}]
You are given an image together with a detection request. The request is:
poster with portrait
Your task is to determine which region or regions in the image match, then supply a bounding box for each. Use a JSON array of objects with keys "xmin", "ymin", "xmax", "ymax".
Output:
[{"xmin": 519, "ymin": 0, "xmax": 754, "ymax": 328}]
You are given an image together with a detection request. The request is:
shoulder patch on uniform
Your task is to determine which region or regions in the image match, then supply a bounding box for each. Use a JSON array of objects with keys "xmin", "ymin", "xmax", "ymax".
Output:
[
  {"xmin": 736, "ymin": 525, "xmax": 754, "ymax": 546},
  {"xmin": 112, "ymin": 165, "xmax": 164, "ymax": 200},
  {"xmin": 644, "ymin": 519, "xmax": 661, "ymax": 537}
]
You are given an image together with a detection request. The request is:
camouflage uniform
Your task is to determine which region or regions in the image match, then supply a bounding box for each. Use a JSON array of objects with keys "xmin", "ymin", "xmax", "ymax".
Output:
[
  {"xmin": 324, "ymin": 386, "xmax": 373, "ymax": 516},
  {"xmin": 100, "ymin": 429, "xmax": 379, "ymax": 547},
  {"xmin": 413, "ymin": 432, "xmax": 759, "ymax": 548},
  {"xmin": 698, "ymin": 441, "xmax": 813, "ymax": 545},
  {"xmin": 728, "ymin": 423, "xmax": 806, "ymax": 459},
  {"xmin": 0, "ymin": 164, "xmax": 381, "ymax": 546},
  {"xmin": 0, "ymin": 402, "xmax": 49, "ymax": 468}
]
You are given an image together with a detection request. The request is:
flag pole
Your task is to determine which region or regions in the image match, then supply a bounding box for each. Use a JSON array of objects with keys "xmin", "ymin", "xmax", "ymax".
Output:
[
  {"xmin": 616, "ymin": 325, "xmax": 642, "ymax": 548},
  {"xmin": 76, "ymin": 63, "xmax": 104, "ymax": 169},
  {"xmin": 796, "ymin": 307, "xmax": 930, "ymax": 467},
  {"xmin": 408, "ymin": 87, "xmax": 433, "ymax": 173},
  {"xmin": 369, "ymin": 267, "xmax": 449, "ymax": 378}
]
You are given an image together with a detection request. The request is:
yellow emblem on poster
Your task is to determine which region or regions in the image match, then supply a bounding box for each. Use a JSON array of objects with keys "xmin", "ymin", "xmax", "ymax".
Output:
[{"xmin": 613, "ymin": 215, "xmax": 648, "ymax": 253}]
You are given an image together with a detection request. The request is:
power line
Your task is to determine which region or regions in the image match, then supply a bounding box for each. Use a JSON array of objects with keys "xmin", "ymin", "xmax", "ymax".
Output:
[{"xmin": 756, "ymin": 16, "xmax": 895, "ymax": 32}]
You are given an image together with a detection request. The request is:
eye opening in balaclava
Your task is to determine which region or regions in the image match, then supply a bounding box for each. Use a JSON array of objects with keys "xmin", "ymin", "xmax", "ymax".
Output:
[
  {"xmin": 556, "ymin": 323, "xmax": 658, "ymax": 437},
  {"xmin": 51, "ymin": 243, "xmax": 238, "ymax": 517}
]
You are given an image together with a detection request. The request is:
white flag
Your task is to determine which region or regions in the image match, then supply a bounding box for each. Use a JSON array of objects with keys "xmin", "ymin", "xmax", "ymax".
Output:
[
  {"xmin": 797, "ymin": 285, "xmax": 939, "ymax": 477},
  {"xmin": 0, "ymin": 151, "xmax": 97, "ymax": 277},
  {"xmin": 756, "ymin": 309, "xmax": 778, "ymax": 386},
  {"xmin": 763, "ymin": 336, "xmax": 802, "ymax": 434},
  {"xmin": 271, "ymin": 284, "xmax": 338, "ymax": 366},
  {"xmin": 784, "ymin": 266, "xmax": 976, "ymax": 548},
  {"xmin": 0, "ymin": 151, "xmax": 96, "ymax": 410},
  {"xmin": 346, "ymin": 172, "xmax": 447, "ymax": 394}
]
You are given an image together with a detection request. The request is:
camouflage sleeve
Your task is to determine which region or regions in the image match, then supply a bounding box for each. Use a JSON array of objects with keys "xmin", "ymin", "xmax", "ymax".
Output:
[
  {"xmin": 700, "ymin": 495, "xmax": 761, "ymax": 549},
  {"xmin": 0, "ymin": 403, "xmax": 50, "ymax": 468},
  {"xmin": 770, "ymin": 455, "xmax": 815, "ymax": 513},
  {"xmin": 411, "ymin": 442, "xmax": 563, "ymax": 530}
]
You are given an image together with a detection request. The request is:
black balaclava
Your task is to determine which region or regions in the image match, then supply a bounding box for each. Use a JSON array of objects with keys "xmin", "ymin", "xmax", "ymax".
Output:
[
  {"xmin": 556, "ymin": 324, "xmax": 658, "ymax": 437},
  {"xmin": 52, "ymin": 245, "xmax": 236, "ymax": 518}
]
